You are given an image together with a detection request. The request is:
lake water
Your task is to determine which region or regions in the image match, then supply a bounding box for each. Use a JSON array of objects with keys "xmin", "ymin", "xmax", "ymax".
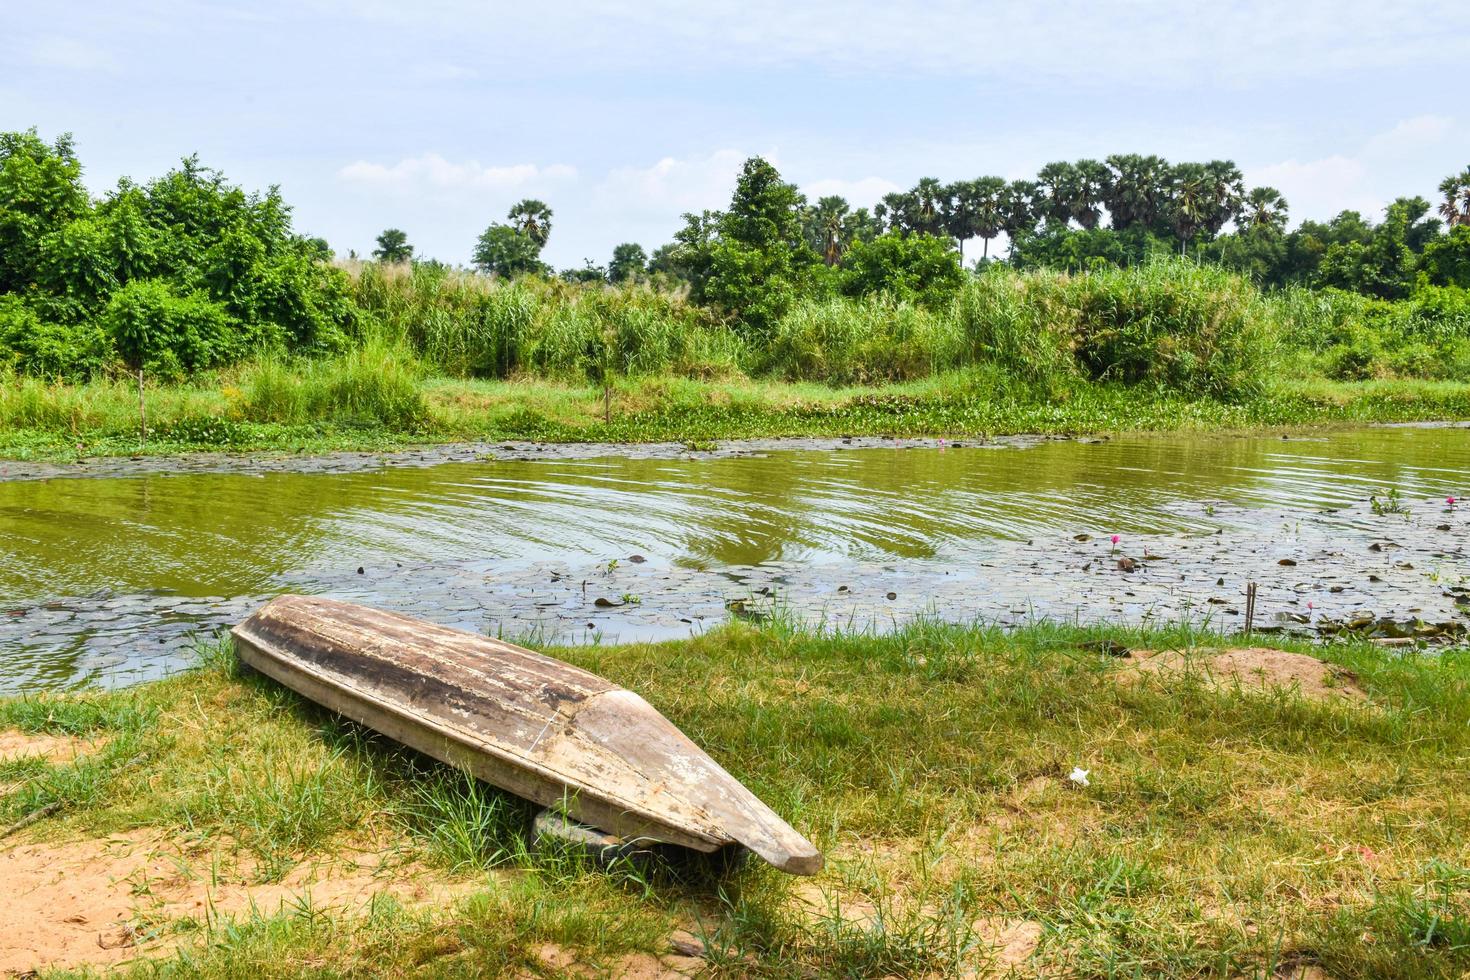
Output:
[{"xmin": 2, "ymin": 427, "xmax": 1466, "ymax": 692}]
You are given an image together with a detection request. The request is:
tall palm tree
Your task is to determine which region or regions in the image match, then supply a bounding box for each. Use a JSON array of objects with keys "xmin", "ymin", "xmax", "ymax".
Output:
[
  {"xmin": 507, "ymin": 199, "xmax": 553, "ymax": 247},
  {"xmin": 1439, "ymin": 170, "xmax": 1470, "ymax": 227},
  {"xmin": 1168, "ymin": 163, "xmax": 1210, "ymax": 255},
  {"xmin": 942, "ymin": 180, "xmax": 976, "ymax": 265},
  {"xmin": 1071, "ymin": 159, "xmax": 1110, "ymax": 230},
  {"xmin": 970, "ymin": 176, "xmax": 1006, "ymax": 260},
  {"xmin": 999, "ymin": 180, "xmax": 1039, "ymax": 255},
  {"xmin": 878, "ymin": 191, "xmax": 916, "ymax": 234},
  {"xmin": 1036, "ymin": 161, "xmax": 1079, "ymax": 227},
  {"xmin": 808, "ymin": 195, "xmax": 850, "ymax": 265},
  {"xmin": 912, "ymin": 177, "xmax": 948, "ymax": 237},
  {"xmin": 1105, "ymin": 154, "xmax": 1170, "ymax": 230},
  {"xmin": 1202, "ymin": 160, "xmax": 1245, "ymax": 237},
  {"xmin": 1242, "ymin": 187, "xmax": 1289, "ymax": 234}
]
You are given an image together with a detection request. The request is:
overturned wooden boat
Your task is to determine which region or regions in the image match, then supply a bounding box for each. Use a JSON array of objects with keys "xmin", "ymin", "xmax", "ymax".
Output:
[{"xmin": 232, "ymin": 595, "xmax": 821, "ymax": 875}]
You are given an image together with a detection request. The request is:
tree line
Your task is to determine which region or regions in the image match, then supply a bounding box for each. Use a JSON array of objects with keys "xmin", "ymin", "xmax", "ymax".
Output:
[{"xmin": 376, "ymin": 154, "xmax": 1470, "ymax": 311}]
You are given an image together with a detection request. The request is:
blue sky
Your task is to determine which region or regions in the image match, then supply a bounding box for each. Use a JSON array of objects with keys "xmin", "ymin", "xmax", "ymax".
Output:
[{"xmin": 4, "ymin": 1, "xmax": 1465, "ymax": 268}]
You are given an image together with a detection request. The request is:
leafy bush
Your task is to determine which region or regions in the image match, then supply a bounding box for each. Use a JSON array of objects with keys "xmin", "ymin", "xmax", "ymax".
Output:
[
  {"xmin": 0, "ymin": 295, "xmax": 113, "ymax": 380},
  {"xmin": 102, "ymin": 278, "xmax": 239, "ymax": 379},
  {"xmin": 839, "ymin": 232, "xmax": 964, "ymax": 308}
]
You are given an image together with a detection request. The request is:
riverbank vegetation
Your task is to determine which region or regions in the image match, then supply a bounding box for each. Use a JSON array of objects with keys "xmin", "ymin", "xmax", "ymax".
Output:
[
  {"xmin": 3, "ymin": 620, "xmax": 1469, "ymax": 976},
  {"xmin": 1, "ymin": 128, "xmax": 1468, "ymax": 458}
]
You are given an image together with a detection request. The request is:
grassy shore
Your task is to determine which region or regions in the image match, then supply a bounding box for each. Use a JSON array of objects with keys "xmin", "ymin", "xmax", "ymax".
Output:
[
  {"xmin": 3, "ymin": 368, "xmax": 1470, "ymax": 462},
  {"xmin": 3, "ymin": 621, "xmax": 1469, "ymax": 977}
]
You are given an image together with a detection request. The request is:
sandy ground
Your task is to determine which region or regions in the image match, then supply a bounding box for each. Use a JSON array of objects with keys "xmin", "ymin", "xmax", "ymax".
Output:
[
  {"xmin": 0, "ymin": 729, "xmax": 101, "ymax": 764},
  {"xmin": 1118, "ymin": 647, "xmax": 1368, "ymax": 701},
  {"xmin": 0, "ymin": 825, "xmax": 474, "ymax": 976}
]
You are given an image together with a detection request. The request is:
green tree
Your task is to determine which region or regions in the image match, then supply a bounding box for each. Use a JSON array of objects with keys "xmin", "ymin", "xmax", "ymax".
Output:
[
  {"xmin": 968, "ymin": 177, "xmax": 1006, "ymax": 260},
  {"xmin": 561, "ymin": 260, "xmax": 606, "ymax": 284},
  {"xmin": 803, "ymin": 196, "xmax": 851, "ymax": 266},
  {"xmin": 372, "ymin": 228, "xmax": 413, "ymax": 263},
  {"xmin": 1199, "ymin": 161, "xmax": 1245, "ymax": 238},
  {"xmin": 1419, "ymin": 226, "xmax": 1470, "ymax": 288},
  {"xmin": 1437, "ymin": 169, "xmax": 1470, "ymax": 228},
  {"xmin": 911, "ymin": 178, "xmax": 949, "ymax": 237},
  {"xmin": 700, "ymin": 156, "xmax": 818, "ymax": 335},
  {"xmin": 1104, "ymin": 154, "xmax": 1170, "ymax": 231},
  {"xmin": 1071, "ymin": 159, "xmax": 1110, "ymax": 230},
  {"xmin": 507, "ymin": 199, "xmax": 553, "ymax": 247},
  {"xmin": 876, "ymin": 191, "xmax": 917, "ymax": 235},
  {"xmin": 1241, "ymin": 187, "xmax": 1289, "ymax": 234},
  {"xmin": 1168, "ymin": 162, "xmax": 1211, "ymax": 255},
  {"xmin": 473, "ymin": 223, "xmax": 546, "ymax": 277},
  {"xmin": 1319, "ymin": 200, "xmax": 1418, "ymax": 299},
  {"xmin": 999, "ymin": 180, "xmax": 1039, "ymax": 256},
  {"xmin": 1036, "ymin": 161, "xmax": 1080, "ymax": 227},
  {"xmin": 0, "ymin": 129, "xmax": 91, "ymax": 293},
  {"xmin": 841, "ymin": 208, "xmax": 883, "ymax": 251},
  {"xmin": 607, "ymin": 242, "xmax": 648, "ymax": 283},
  {"xmin": 839, "ymin": 231, "xmax": 963, "ymax": 307}
]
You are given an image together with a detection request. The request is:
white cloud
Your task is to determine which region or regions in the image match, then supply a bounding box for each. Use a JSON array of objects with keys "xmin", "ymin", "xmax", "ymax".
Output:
[
  {"xmin": 1249, "ymin": 114, "xmax": 1458, "ymax": 225},
  {"xmin": 804, "ymin": 176, "xmax": 902, "ymax": 207},
  {"xmin": 596, "ymin": 149, "xmax": 753, "ymax": 215},
  {"xmin": 337, "ymin": 153, "xmax": 576, "ymax": 192}
]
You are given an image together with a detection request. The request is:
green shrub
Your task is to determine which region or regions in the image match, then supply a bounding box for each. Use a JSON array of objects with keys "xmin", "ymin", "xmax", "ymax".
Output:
[
  {"xmin": 0, "ymin": 295, "xmax": 113, "ymax": 381},
  {"xmin": 839, "ymin": 232, "xmax": 965, "ymax": 308},
  {"xmin": 102, "ymin": 278, "xmax": 240, "ymax": 379},
  {"xmin": 1065, "ymin": 260, "xmax": 1278, "ymax": 398}
]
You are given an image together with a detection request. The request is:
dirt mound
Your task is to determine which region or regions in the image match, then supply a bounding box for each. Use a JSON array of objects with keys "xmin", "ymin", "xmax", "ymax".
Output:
[
  {"xmin": 0, "ymin": 831, "xmax": 474, "ymax": 975},
  {"xmin": 1118, "ymin": 647, "xmax": 1366, "ymax": 701}
]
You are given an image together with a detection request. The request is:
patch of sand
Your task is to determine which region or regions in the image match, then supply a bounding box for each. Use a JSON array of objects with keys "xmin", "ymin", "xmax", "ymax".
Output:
[
  {"xmin": 0, "ymin": 831, "xmax": 476, "ymax": 976},
  {"xmin": 0, "ymin": 729, "xmax": 101, "ymax": 764},
  {"xmin": 528, "ymin": 943, "xmax": 702, "ymax": 978},
  {"xmin": 1117, "ymin": 648, "xmax": 1366, "ymax": 701},
  {"xmin": 968, "ymin": 917, "xmax": 1043, "ymax": 974}
]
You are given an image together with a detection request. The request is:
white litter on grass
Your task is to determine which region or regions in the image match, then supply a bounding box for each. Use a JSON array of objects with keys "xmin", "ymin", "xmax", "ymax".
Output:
[{"xmin": 1068, "ymin": 767, "xmax": 1090, "ymax": 788}]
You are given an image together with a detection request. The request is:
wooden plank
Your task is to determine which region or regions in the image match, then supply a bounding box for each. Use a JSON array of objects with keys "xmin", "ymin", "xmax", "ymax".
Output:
[{"xmin": 231, "ymin": 595, "xmax": 822, "ymax": 874}]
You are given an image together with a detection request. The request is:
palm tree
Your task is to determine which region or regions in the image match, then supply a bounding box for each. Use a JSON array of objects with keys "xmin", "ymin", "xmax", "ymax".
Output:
[
  {"xmin": 912, "ymin": 178, "xmax": 948, "ymax": 237},
  {"xmin": 808, "ymin": 195, "xmax": 850, "ymax": 265},
  {"xmin": 1202, "ymin": 160, "xmax": 1245, "ymax": 237},
  {"xmin": 372, "ymin": 228, "xmax": 412, "ymax": 263},
  {"xmin": 507, "ymin": 199, "xmax": 553, "ymax": 247},
  {"xmin": 1104, "ymin": 154, "xmax": 1170, "ymax": 230},
  {"xmin": 942, "ymin": 180, "xmax": 975, "ymax": 264},
  {"xmin": 999, "ymin": 180, "xmax": 1039, "ymax": 255},
  {"xmin": 970, "ymin": 177, "xmax": 1006, "ymax": 260},
  {"xmin": 1242, "ymin": 187, "xmax": 1289, "ymax": 234},
  {"xmin": 1036, "ymin": 161, "xmax": 1079, "ymax": 227},
  {"xmin": 1168, "ymin": 163, "xmax": 1210, "ymax": 255},
  {"xmin": 1439, "ymin": 169, "xmax": 1470, "ymax": 227},
  {"xmin": 1071, "ymin": 159, "xmax": 1110, "ymax": 230},
  {"xmin": 878, "ymin": 191, "xmax": 917, "ymax": 235}
]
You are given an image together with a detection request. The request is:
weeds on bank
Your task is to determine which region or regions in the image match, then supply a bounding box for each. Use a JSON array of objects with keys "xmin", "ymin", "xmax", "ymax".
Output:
[{"xmin": 6, "ymin": 621, "xmax": 1470, "ymax": 976}]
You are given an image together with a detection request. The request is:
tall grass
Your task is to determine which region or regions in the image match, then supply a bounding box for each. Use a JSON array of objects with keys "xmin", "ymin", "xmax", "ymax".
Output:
[
  {"xmin": 240, "ymin": 338, "xmax": 427, "ymax": 429},
  {"xmin": 348, "ymin": 262, "xmax": 745, "ymax": 382}
]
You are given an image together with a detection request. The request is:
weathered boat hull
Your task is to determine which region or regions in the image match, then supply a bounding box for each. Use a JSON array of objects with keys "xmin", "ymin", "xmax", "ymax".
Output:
[{"xmin": 231, "ymin": 595, "xmax": 821, "ymax": 875}]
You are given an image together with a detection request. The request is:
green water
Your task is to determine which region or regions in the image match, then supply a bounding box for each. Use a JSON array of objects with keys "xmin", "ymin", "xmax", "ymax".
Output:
[{"xmin": 1, "ymin": 427, "xmax": 1467, "ymax": 691}]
